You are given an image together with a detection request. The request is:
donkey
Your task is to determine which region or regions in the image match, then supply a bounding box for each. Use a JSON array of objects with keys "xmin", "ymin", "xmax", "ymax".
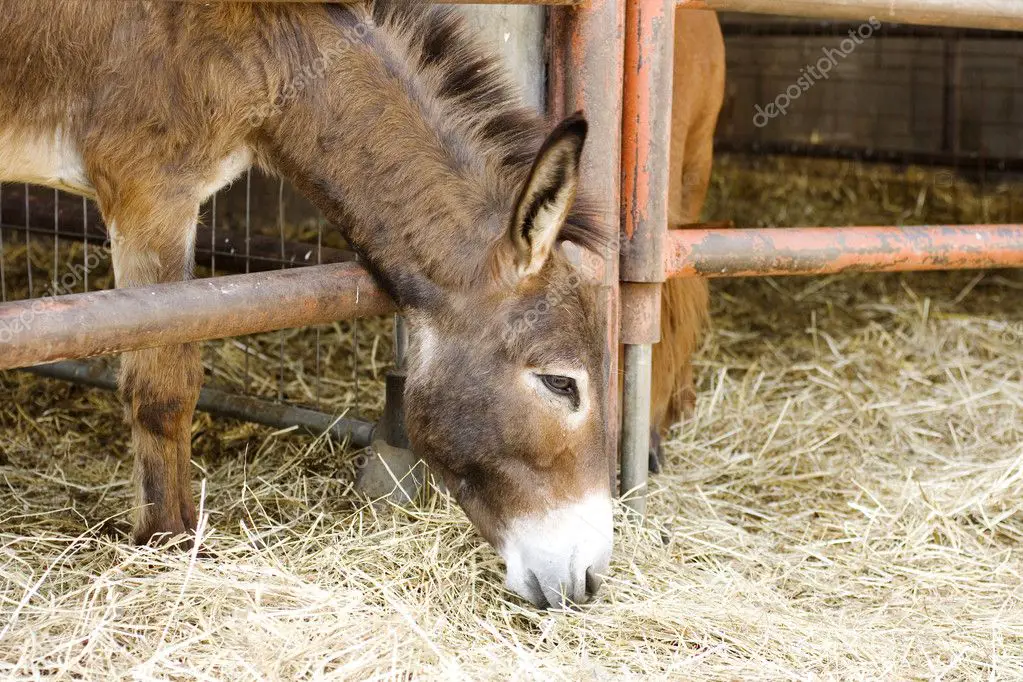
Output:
[
  {"xmin": 648, "ymin": 9, "xmax": 726, "ymax": 470},
  {"xmin": 0, "ymin": 0, "xmax": 614, "ymax": 609}
]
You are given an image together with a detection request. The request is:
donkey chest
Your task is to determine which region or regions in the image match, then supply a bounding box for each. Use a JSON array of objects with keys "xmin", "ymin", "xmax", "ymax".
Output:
[
  {"xmin": 0, "ymin": 128, "xmax": 254, "ymax": 202},
  {"xmin": 200, "ymin": 147, "xmax": 254, "ymax": 200},
  {"xmin": 0, "ymin": 127, "xmax": 95, "ymax": 197}
]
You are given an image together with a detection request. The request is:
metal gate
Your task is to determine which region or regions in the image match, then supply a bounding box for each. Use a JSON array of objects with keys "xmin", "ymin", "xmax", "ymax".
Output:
[{"xmin": 1, "ymin": 0, "xmax": 1022, "ymax": 516}]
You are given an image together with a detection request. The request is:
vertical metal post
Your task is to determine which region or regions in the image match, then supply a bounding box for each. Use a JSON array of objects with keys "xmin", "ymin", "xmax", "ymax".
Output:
[
  {"xmin": 384, "ymin": 314, "xmax": 410, "ymax": 450},
  {"xmin": 619, "ymin": 0, "xmax": 676, "ymax": 515},
  {"xmin": 356, "ymin": 312, "xmax": 420, "ymax": 501},
  {"xmin": 620, "ymin": 343, "xmax": 653, "ymax": 510},
  {"xmin": 549, "ymin": 0, "xmax": 627, "ymax": 498},
  {"xmin": 394, "ymin": 314, "xmax": 408, "ymax": 369}
]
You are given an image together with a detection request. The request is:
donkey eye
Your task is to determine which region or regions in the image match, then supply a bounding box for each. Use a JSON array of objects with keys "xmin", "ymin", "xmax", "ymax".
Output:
[{"xmin": 539, "ymin": 374, "xmax": 578, "ymax": 401}]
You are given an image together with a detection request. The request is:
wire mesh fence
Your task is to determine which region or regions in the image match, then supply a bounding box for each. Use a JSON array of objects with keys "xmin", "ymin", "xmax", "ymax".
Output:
[
  {"xmin": 713, "ymin": 13, "xmax": 1023, "ymax": 226},
  {"xmin": 716, "ymin": 16, "xmax": 1023, "ymax": 161},
  {"xmin": 3, "ymin": 10, "xmax": 1021, "ymax": 459},
  {"xmin": 0, "ymin": 4, "xmax": 551, "ymax": 466},
  {"xmin": 0, "ymin": 175, "xmax": 393, "ymax": 441}
]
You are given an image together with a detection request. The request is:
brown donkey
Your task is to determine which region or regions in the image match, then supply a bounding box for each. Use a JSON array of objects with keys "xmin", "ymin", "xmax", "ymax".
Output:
[
  {"xmin": 648, "ymin": 9, "xmax": 725, "ymax": 469},
  {"xmin": 0, "ymin": 1, "xmax": 614, "ymax": 608}
]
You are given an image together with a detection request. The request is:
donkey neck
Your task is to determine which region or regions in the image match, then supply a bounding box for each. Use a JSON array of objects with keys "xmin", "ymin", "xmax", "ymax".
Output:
[{"xmin": 258, "ymin": 4, "xmax": 542, "ymax": 309}]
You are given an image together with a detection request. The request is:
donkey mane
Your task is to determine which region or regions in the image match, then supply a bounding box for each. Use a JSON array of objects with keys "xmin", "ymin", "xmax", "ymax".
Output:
[{"xmin": 325, "ymin": 0, "xmax": 611, "ymax": 256}]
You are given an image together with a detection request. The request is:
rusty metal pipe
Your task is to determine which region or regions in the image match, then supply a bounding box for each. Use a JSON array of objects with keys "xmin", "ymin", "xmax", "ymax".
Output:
[
  {"xmin": 0, "ymin": 262, "xmax": 394, "ymax": 370},
  {"xmin": 164, "ymin": 1, "xmax": 581, "ymax": 4},
  {"xmin": 618, "ymin": 0, "xmax": 674, "ymax": 516},
  {"xmin": 549, "ymin": 0, "xmax": 626, "ymax": 498},
  {"xmin": 676, "ymin": 0, "xmax": 1023, "ymax": 32},
  {"xmin": 621, "ymin": 0, "xmax": 674, "ymax": 286},
  {"xmin": 665, "ymin": 225, "xmax": 1023, "ymax": 279},
  {"xmin": 26, "ymin": 360, "xmax": 376, "ymax": 448}
]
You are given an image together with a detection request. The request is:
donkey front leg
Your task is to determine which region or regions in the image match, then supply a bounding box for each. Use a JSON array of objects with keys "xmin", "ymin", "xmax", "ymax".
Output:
[{"xmin": 107, "ymin": 205, "xmax": 203, "ymax": 545}]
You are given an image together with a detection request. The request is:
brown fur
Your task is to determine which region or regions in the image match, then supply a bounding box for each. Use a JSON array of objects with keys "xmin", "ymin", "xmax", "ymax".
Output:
[
  {"xmin": 650, "ymin": 10, "xmax": 725, "ymax": 435},
  {"xmin": 0, "ymin": 1, "xmax": 612, "ymax": 557}
]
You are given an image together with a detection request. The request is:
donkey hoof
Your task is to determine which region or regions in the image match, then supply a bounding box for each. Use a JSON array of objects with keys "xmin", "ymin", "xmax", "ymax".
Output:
[
  {"xmin": 132, "ymin": 521, "xmax": 192, "ymax": 549},
  {"xmin": 97, "ymin": 518, "xmax": 132, "ymax": 542},
  {"xmin": 648, "ymin": 430, "xmax": 663, "ymax": 475},
  {"xmin": 179, "ymin": 505, "xmax": 198, "ymax": 535},
  {"xmin": 681, "ymin": 389, "xmax": 698, "ymax": 422}
]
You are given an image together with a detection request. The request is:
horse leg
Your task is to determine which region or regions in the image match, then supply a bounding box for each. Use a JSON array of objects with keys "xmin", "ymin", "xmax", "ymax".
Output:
[
  {"xmin": 649, "ymin": 130, "xmax": 713, "ymax": 473},
  {"xmin": 648, "ymin": 430, "xmax": 663, "ymax": 475},
  {"xmin": 649, "ymin": 16, "xmax": 722, "ymax": 473},
  {"xmin": 104, "ymin": 198, "xmax": 202, "ymax": 545}
]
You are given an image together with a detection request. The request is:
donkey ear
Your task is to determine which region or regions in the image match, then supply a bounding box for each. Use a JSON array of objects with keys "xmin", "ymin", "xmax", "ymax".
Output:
[{"xmin": 507, "ymin": 112, "xmax": 588, "ymax": 278}]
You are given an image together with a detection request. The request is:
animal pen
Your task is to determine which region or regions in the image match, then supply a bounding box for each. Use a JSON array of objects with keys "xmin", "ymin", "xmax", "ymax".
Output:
[
  {"xmin": 1, "ymin": 0, "xmax": 1022, "ymax": 515},
  {"xmin": 2, "ymin": 1, "xmax": 1023, "ymax": 678}
]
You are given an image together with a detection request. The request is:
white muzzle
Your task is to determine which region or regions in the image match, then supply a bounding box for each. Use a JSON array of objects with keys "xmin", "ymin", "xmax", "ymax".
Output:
[{"xmin": 499, "ymin": 493, "xmax": 614, "ymax": 608}]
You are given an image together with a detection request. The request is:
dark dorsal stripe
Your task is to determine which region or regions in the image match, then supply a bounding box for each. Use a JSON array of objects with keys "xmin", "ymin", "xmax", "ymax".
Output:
[{"xmin": 325, "ymin": 0, "xmax": 613, "ymax": 255}]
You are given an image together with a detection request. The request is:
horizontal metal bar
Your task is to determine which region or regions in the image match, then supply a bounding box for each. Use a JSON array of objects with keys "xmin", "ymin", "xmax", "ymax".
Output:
[
  {"xmin": 719, "ymin": 19, "xmax": 1023, "ymax": 40},
  {"xmin": 680, "ymin": 0, "xmax": 1023, "ymax": 32},
  {"xmin": 713, "ymin": 140, "xmax": 1023, "ymax": 173},
  {"xmin": 25, "ymin": 360, "xmax": 376, "ymax": 448},
  {"xmin": 0, "ymin": 262, "xmax": 395, "ymax": 370},
  {"xmin": 665, "ymin": 224, "xmax": 1023, "ymax": 279},
  {"xmin": 162, "ymin": 0, "xmax": 580, "ymax": 4},
  {"xmin": 620, "ymin": 343, "xmax": 652, "ymax": 515}
]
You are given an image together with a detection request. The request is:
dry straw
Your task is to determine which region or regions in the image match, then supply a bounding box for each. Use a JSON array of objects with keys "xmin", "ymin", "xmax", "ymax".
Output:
[{"xmin": 1, "ymin": 157, "xmax": 1021, "ymax": 679}]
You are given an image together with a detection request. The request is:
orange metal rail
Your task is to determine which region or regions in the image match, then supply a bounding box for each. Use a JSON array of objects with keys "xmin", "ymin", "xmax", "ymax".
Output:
[
  {"xmin": 548, "ymin": 0, "xmax": 627, "ymax": 495},
  {"xmin": 618, "ymin": 0, "xmax": 675, "ymax": 513},
  {"xmin": 664, "ymin": 225, "xmax": 1023, "ymax": 279},
  {"xmin": 5, "ymin": 224, "xmax": 1022, "ymax": 370},
  {"xmin": 0, "ymin": 262, "xmax": 393, "ymax": 371},
  {"xmin": 676, "ymin": 0, "xmax": 1023, "ymax": 32}
]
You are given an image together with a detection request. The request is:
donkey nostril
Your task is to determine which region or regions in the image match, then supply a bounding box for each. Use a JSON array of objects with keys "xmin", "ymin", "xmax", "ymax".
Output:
[{"xmin": 585, "ymin": 566, "xmax": 603, "ymax": 598}]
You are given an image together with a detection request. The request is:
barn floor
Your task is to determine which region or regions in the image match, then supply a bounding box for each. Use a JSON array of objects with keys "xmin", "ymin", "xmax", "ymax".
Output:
[{"xmin": 2, "ymin": 158, "xmax": 1022, "ymax": 679}]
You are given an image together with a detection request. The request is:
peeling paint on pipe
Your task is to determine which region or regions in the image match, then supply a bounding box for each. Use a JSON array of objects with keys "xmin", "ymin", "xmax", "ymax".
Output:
[
  {"xmin": 676, "ymin": 0, "xmax": 1023, "ymax": 32},
  {"xmin": 621, "ymin": 0, "xmax": 674, "ymax": 284},
  {"xmin": 665, "ymin": 225, "xmax": 1023, "ymax": 279},
  {"xmin": 548, "ymin": 0, "xmax": 626, "ymax": 496},
  {"xmin": 0, "ymin": 263, "xmax": 394, "ymax": 370}
]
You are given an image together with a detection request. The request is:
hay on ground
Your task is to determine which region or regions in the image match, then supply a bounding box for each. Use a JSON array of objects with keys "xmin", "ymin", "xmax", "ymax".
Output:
[{"xmin": 0, "ymin": 158, "xmax": 1021, "ymax": 679}]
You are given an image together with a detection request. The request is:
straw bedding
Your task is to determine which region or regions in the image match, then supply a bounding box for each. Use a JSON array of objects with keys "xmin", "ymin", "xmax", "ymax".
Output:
[{"xmin": 1, "ymin": 157, "xmax": 1021, "ymax": 679}]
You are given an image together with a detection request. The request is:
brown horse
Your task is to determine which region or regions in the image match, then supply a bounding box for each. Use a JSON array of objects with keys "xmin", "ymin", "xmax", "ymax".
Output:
[
  {"xmin": 649, "ymin": 9, "xmax": 725, "ymax": 469},
  {"xmin": 0, "ymin": 1, "xmax": 614, "ymax": 609}
]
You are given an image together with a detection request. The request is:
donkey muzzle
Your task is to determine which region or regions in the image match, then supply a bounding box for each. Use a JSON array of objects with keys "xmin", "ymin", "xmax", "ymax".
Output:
[{"xmin": 499, "ymin": 492, "xmax": 613, "ymax": 609}]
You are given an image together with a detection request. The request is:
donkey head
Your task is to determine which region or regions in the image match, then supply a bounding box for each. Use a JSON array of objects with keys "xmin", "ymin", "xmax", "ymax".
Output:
[{"xmin": 401, "ymin": 114, "xmax": 613, "ymax": 609}]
